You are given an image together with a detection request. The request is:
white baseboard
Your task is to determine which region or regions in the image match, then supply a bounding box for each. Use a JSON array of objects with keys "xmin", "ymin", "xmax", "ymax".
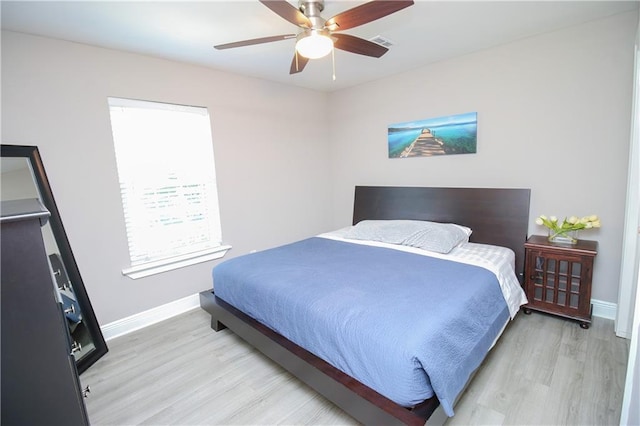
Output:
[
  {"xmin": 592, "ymin": 298, "xmax": 617, "ymax": 320},
  {"xmin": 101, "ymin": 293, "xmax": 201, "ymax": 341}
]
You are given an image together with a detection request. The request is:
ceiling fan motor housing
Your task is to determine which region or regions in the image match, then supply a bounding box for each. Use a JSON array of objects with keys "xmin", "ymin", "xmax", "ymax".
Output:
[
  {"xmin": 299, "ymin": 1, "xmax": 324, "ymax": 17},
  {"xmin": 300, "ymin": 1, "xmax": 327, "ymax": 30}
]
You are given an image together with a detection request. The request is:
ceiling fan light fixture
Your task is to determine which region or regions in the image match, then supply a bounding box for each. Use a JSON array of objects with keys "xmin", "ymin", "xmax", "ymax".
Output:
[{"xmin": 296, "ymin": 31, "xmax": 333, "ymax": 59}]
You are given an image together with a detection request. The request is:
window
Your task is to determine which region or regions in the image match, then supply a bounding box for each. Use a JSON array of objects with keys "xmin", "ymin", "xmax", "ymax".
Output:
[{"xmin": 108, "ymin": 97, "xmax": 229, "ymax": 279}]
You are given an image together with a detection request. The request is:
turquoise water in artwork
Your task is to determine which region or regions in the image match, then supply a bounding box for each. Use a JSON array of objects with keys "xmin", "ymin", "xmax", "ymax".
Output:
[
  {"xmin": 430, "ymin": 122, "xmax": 477, "ymax": 151},
  {"xmin": 388, "ymin": 112, "xmax": 477, "ymax": 157},
  {"xmin": 388, "ymin": 128, "xmax": 423, "ymax": 157}
]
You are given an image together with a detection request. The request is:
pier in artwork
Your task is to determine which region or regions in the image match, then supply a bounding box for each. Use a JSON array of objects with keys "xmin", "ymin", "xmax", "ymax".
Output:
[{"xmin": 399, "ymin": 129, "xmax": 445, "ymax": 157}]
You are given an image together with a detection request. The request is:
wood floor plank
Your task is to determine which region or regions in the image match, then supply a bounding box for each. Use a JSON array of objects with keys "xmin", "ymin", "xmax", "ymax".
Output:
[
  {"xmin": 575, "ymin": 327, "xmax": 629, "ymax": 426},
  {"xmin": 540, "ymin": 355, "xmax": 585, "ymax": 425},
  {"xmin": 501, "ymin": 381, "xmax": 549, "ymax": 425},
  {"xmin": 81, "ymin": 308, "xmax": 629, "ymax": 426},
  {"xmin": 559, "ymin": 319, "xmax": 589, "ymax": 363},
  {"xmin": 520, "ymin": 313, "xmax": 564, "ymax": 386}
]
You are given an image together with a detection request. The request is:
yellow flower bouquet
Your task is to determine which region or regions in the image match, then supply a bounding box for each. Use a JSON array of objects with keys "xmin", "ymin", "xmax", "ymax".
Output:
[{"xmin": 535, "ymin": 215, "xmax": 601, "ymax": 244}]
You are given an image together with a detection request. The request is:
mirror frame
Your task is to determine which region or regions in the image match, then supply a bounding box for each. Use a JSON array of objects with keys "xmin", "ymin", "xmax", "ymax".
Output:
[{"xmin": 1, "ymin": 144, "xmax": 107, "ymax": 374}]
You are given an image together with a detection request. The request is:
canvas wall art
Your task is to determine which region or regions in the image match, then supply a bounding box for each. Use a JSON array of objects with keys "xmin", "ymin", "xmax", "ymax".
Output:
[{"xmin": 388, "ymin": 112, "xmax": 477, "ymax": 158}]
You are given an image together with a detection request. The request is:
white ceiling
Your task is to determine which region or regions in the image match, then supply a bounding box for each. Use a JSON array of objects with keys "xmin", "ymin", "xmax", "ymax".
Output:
[{"xmin": 1, "ymin": 1, "xmax": 638, "ymax": 92}]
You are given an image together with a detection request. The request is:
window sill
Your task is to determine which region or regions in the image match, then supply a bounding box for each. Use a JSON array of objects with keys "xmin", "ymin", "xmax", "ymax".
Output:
[{"xmin": 122, "ymin": 245, "xmax": 232, "ymax": 279}]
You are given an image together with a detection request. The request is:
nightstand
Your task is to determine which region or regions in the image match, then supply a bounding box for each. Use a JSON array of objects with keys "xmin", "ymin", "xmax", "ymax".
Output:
[{"xmin": 523, "ymin": 235, "xmax": 597, "ymax": 328}]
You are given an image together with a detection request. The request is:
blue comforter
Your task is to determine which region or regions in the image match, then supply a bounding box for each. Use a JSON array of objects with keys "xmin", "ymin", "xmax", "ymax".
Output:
[{"xmin": 213, "ymin": 237, "xmax": 509, "ymax": 416}]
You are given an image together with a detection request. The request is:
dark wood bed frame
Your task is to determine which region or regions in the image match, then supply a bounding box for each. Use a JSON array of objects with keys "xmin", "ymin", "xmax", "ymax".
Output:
[{"xmin": 200, "ymin": 186, "xmax": 531, "ymax": 425}]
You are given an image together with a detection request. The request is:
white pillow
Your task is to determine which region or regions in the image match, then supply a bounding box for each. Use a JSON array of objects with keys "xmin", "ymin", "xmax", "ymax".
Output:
[
  {"xmin": 451, "ymin": 223, "xmax": 473, "ymax": 238},
  {"xmin": 343, "ymin": 220, "xmax": 471, "ymax": 254}
]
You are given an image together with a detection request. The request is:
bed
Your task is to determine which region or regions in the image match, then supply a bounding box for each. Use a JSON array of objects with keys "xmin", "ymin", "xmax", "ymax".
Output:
[{"xmin": 200, "ymin": 186, "xmax": 531, "ymax": 425}]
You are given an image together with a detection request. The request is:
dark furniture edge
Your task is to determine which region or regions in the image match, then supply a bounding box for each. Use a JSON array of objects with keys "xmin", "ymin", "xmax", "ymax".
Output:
[
  {"xmin": 525, "ymin": 235, "xmax": 598, "ymax": 255},
  {"xmin": 199, "ymin": 291, "xmax": 436, "ymax": 425},
  {"xmin": 522, "ymin": 304, "xmax": 594, "ymax": 325}
]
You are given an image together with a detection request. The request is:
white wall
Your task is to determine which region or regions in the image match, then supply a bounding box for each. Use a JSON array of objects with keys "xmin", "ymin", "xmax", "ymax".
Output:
[
  {"xmin": 1, "ymin": 31, "xmax": 333, "ymax": 324},
  {"xmin": 327, "ymin": 11, "xmax": 638, "ymax": 305}
]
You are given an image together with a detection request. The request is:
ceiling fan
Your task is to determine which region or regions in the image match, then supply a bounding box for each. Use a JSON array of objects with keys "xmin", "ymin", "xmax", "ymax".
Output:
[{"xmin": 214, "ymin": 0, "xmax": 414, "ymax": 75}]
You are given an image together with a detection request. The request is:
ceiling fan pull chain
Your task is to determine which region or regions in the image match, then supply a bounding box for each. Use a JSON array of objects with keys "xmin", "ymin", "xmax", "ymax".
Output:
[
  {"xmin": 295, "ymin": 50, "xmax": 299, "ymax": 71},
  {"xmin": 332, "ymin": 47, "xmax": 336, "ymax": 81}
]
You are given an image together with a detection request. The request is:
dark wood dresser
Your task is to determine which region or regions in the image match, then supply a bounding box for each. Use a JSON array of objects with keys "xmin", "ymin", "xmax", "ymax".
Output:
[
  {"xmin": 523, "ymin": 235, "xmax": 597, "ymax": 328},
  {"xmin": 1, "ymin": 199, "xmax": 89, "ymax": 425}
]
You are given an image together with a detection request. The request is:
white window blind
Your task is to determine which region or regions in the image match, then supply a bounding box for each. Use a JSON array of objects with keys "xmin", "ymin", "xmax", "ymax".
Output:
[{"xmin": 108, "ymin": 97, "xmax": 228, "ymax": 279}]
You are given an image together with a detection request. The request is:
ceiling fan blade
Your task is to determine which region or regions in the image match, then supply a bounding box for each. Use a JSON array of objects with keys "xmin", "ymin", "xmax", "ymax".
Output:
[
  {"xmin": 325, "ymin": 0, "xmax": 414, "ymax": 32},
  {"xmin": 289, "ymin": 53, "xmax": 310, "ymax": 74},
  {"xmin": 260, "ymin": 0, "xmax": 311, "ymax": 28},
  {"xmin": 214, "ymin": 34, "xmax": 296, "ymax": 50},
  {"xmin": 332, "ymin": 33, "xmax": 388, "ymax": 58}
]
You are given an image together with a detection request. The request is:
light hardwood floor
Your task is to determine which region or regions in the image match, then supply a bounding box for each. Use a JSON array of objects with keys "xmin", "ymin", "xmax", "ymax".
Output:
[{"xmin": 82, "ymin": 308, "xmax": 629, "ymax": 425}]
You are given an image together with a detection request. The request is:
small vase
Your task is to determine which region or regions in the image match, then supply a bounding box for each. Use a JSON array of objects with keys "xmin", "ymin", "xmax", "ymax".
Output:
[{"xmin": 548, "ymin": 229, "xmax": 578, "ymax": 244}]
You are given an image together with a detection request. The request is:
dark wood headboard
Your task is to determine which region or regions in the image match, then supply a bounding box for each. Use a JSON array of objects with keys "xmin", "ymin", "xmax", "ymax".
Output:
[{"xmin": 353, "ymin": 186, "xmax": 531, "ymax": 282}]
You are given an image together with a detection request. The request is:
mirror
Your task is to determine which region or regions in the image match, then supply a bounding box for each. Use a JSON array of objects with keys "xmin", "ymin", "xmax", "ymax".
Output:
[{"xmin": 1, "ymin": 144, "xmax": 107, "ymax": 374}]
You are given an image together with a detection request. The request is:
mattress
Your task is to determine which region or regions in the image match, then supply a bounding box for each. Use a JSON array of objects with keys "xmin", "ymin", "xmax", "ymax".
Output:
[{"xmin": 212, "ymin": 236, "xmax": 526, "ymax": 416}]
